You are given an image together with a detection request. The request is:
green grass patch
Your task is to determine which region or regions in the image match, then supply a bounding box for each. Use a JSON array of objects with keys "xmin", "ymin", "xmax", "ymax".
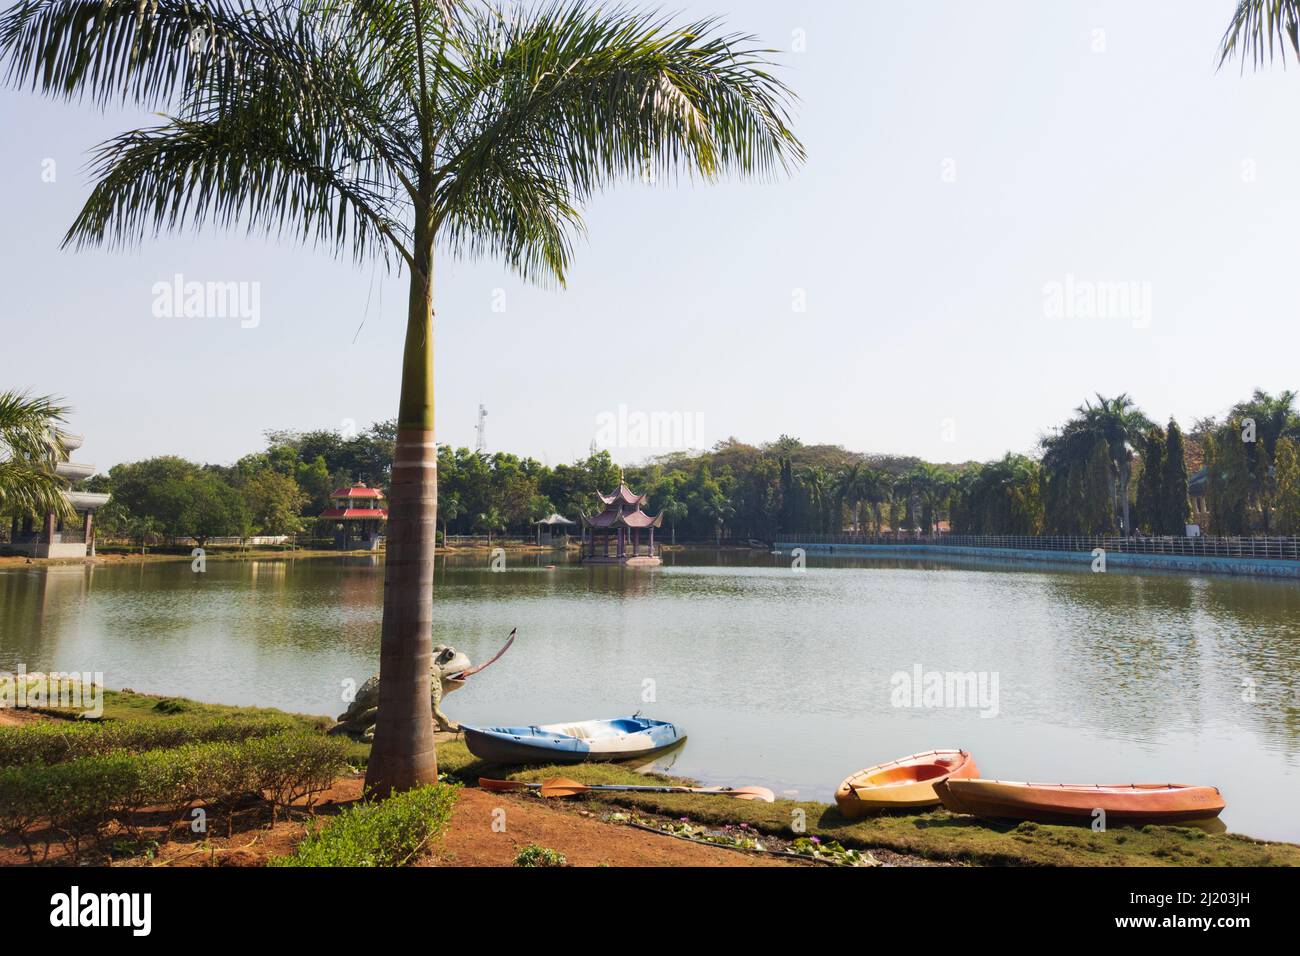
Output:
[{"xmin": 271, "ymin": 784, "xmax": 458, "ymax": 867}]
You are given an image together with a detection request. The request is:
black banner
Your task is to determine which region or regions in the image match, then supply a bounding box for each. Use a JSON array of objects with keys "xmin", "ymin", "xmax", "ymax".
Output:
[{"xmin": 3, "ymin": 864, "xmax": 1283, "ymax": 941}]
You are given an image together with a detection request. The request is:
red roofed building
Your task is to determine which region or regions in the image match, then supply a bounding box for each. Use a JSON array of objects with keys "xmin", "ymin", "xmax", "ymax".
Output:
[
  {"xmin": 319, "ymin": 482, "xmax": 388, "ymax": 550},
  {"xmin": 579, "ymin": 472, "xmax": 663, "ymax": 566}
]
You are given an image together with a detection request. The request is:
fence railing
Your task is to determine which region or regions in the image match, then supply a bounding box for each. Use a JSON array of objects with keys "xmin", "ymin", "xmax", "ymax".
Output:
[{"xmin": 779, "ymin": 532, "xmax": 1300, "ymax": 562}]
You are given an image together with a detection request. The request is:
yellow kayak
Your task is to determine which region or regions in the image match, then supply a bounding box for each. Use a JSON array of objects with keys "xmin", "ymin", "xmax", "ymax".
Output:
[{"xmin": 835, "ymin": 749, "xmax": 979, "ymax": 816}]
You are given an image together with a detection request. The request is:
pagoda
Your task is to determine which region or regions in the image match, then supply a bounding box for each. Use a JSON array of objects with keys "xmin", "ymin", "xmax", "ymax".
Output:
[
  {"xmin": 6, "ymin": 432, "xmax": 110, "ymax": 558},
  {"xmin": 319, "ymin": 482, "xmax": 388, "ymax": 550},
  {"xmin": 579, "ymin": 472, "xmax": 663, "ymax": 566}
]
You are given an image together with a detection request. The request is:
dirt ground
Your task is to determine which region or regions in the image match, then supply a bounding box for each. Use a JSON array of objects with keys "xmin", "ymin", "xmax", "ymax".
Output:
[
  {"xmin": 0, "ymin": 709, "xmax": 47, "ymax": 727},
  {"xmin": 0, "ymin": 773, "xmax": 797, "ymax": 868},
  {"xmin": 430, "ymin": 787, "xmax": 793, "ymax": 867}
]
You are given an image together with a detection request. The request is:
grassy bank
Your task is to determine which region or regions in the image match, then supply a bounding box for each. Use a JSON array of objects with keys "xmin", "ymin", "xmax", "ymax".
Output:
[
  {"xmin": 14, "ymin": 690, "xmax": 1298, "ymax": 867},
  {"xmin": 439, "ymin": 749, "xmax": 1300, "ymax": 867}
]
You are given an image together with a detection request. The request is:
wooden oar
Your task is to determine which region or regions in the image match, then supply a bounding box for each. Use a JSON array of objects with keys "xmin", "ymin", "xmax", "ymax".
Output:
[{"xmin": 478, "ymin": 776, "xmax": 775, "ymax": 802}]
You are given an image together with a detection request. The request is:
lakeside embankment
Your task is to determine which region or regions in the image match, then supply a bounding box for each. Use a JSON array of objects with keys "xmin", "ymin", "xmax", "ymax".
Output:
[
  {"xmin": 3, "ymin": 689, "xmax": 1294, "ymax": 867},
  {"xmin": 776, "ymin": 541, "xmax": 1300, "ymax": 579},
  {"xmin": 0, "ymin": 538, "xmax": 627, "ymax": 570}
]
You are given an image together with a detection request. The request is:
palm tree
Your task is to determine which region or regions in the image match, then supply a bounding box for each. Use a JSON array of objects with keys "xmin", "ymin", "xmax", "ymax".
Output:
[
  {"xmin": 475, "ymin": 507, "xmax": 505, "ymax": 547},
  {"xmin": 909, "ymin": 462, "xmax": 948, "ymax": 534},
  {"xmin": 0, "ymin": 390, "xmax": 73, "ymax": 524},
  {"xmin": 692, "ymin": 490, "xmax": 732, "ymax": 546},
  {"xmin": 440, "ymin": 493, "xmax": 462, "ymax": 543},
  {"xmin": 858, "ymin": 468, "xmax": 890, "ymax": 534},
  {"xmin": 0, "ymin": 0, "xmax": 802, "ymax": 796},
  {"xmin": 660, "ymin": 497, "xmax": 688, "ymax": 545},
  {"xmin": 797, "ymin": 465, "xmax": 830, "ymax": 533},
  {"xmin": 834, "ymin": 462, "xmax": 865, "ymax": 532},
  {"xmin": 1219, "ymin": 1, "xmax": 1300, "ymax": 69},
  {"xmin": 1229, "ymin": 389, "xmax": 1299, "ymax": 459},
  {"xmin": 1071, "ymin": 394, "xmax": 1152, "ymax": 536}
]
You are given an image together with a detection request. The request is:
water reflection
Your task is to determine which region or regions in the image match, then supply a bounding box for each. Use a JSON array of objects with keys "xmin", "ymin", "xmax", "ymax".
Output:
[{"xmin": 1, "ymin": 549, "xmax": 1298, "ymax": 840}]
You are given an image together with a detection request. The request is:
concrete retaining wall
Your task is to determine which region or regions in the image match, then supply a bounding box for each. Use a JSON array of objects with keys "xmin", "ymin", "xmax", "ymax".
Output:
[{"xmin": 774, "ymin": 541, "xmax": 1300, "ymax": 580}]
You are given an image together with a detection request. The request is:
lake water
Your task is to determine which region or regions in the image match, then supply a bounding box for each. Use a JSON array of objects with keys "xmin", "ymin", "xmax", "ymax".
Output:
[{"xmin": 2, "ymin": 550, "xmax": 1298, "ymax": 841}]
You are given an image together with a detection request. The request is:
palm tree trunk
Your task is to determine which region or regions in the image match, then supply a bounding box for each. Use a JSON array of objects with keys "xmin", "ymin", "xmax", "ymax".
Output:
[
  {"xmin": 1119, "ymin": 462, "xmax": 1132, "ymax": 536},
  {"xmin": 365, "ymin": 222, "xmax": 439, "ymax": 797}
]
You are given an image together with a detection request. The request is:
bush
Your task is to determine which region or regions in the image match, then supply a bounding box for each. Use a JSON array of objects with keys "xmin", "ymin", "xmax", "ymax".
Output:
[
  {"xmin": 0, "ymin": 732, "xmax": 350, "ymax": 861},
  {"xmin": 271, "ymin": 784, "xmax": 459, "ymax": 867},
  {"xmin": 0, "ymin": 714, "xmax": 295, "ymax": 767},
  {"xmin": 514, "ymin": 843, "xmax": 567, "ymax": 867},
  {"xmin": 243, "ymin": 734, "xmax": 348, "ymax": 820}
]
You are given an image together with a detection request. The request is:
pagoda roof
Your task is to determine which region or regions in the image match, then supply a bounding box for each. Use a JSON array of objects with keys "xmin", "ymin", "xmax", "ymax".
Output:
[
  {"xmin": 320, "ymin": 507, "xmax": 388, "ymax": 520},
  {"xmin": 596, "ymin": 483, "xmax": 648, "ymax": 507},
  {"xmin": 581, "ymin": 507, "xmax": 663, "ymax": 529},
  {"xmin": 332, "ymin": 483, "xmax": 384, "ymax": 499}
]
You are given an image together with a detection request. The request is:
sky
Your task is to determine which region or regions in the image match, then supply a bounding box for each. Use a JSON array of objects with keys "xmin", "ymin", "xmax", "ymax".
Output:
[{"xmin": 2, "ymin": 0, "xmax": 1299, "ymax": 473}]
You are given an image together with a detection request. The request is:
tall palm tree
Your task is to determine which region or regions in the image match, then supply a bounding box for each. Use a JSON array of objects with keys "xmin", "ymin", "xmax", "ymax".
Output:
[
  {"xmin": 1072, "ymin": 394, "xmax": 1152, "ymax": 536},
  {"xmin": 0, "ymin": 0, "xmax": 802, "ymax": 795},
  {"xmin": 797, "ymin": 465, "xmax": 830, "ymax": 533},
  {"xmin": 1219, "ymin": 0, "xmax": 1300, "ymax": 69},
  {"xmin": 440, "ymin": 493, "xmax": 462, "ymax": 543},
  {"xmin": 834, "ymin": 461, "xmax": 865, "ymax": 532},
  {"xmin": 660, "ymin": 496, "xmax": 687, "ymax": 545},
  {"xmin": 858, "ymin": 468, "xmax": 890, "ymax": 534},
  {"xmin": 0, "ymin": 390, "xmax": 73, "ymax": 523},
  {"xmin": 1229, "ymin": 389, "xmax": 1299, "ymax": 458}
]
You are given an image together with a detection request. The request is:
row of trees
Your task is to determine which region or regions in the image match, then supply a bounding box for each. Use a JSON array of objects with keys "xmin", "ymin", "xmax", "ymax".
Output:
[
  {"xmin": 625, "ymin": 389, "xmax": 1300, "ymax": 541},
  {"xmin": 59, "ymin": 388, "xmax": 1300, "ymax": 547}
]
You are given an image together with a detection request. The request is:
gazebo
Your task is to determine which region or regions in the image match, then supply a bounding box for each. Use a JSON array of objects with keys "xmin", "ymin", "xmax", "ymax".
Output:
[
  {"xmin": 535, "ymin": 513, "xmax": 576, "ymax": 548},
  {"xmin": 5, "ymin": 432, "xmax": 110, "ymax": 558},
  {"xmin": 579, "ymin": 474, "xmax": 663, "ymax": 566},
  {"xmin": 319, "ymin": 482, "xmax": 388, "ymax": 550}
]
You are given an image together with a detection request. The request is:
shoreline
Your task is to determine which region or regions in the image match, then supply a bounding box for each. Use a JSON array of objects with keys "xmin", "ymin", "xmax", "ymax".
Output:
[
  {"xmin": 3, "ymin": 689, "xmax": 1295, "ymax": 866},
  {"xmin": 777, "ymin": 541, "xmax": 1300, "ymax": 580},
  {"xmin": 0, "ymin": 540, "xmax": 694, "ymax": 570}
]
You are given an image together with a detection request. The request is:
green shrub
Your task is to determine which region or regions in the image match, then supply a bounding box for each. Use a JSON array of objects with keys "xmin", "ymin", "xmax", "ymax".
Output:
[
  {"xmin": 514, "ymin": 843, "xmax": 567, "ymax": 867},
  {"xmin": 244, "ymin": 734, "xmax": 349, "ymax": 819},
  {"xmin": 0, "ymin": 732, "xmax": 350, "ymax": 860},
  {"xmin": 271, "ymin": 784, "xmax": 459, "ymax": 867},
  {"xmin": 0, "ymin": 714, "xmax": 294, "ymax": 767},
  {"xmin": 0, "ymin": 765, "xmax": 46, "ymax": 860}
]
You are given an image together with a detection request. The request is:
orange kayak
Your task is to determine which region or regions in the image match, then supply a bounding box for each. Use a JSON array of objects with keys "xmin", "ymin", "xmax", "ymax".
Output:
[
  {"xmin": 835, "ymin": 749, "xmax": 978, "ymax": 816},
  {"xmin": 935, "ymin": 779, "xmax": 1225, "ymax": 825}
]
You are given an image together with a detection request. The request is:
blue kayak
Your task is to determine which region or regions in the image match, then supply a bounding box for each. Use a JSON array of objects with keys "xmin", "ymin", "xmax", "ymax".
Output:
[{"xmin": 461, "ymin": 716, "xmax": 686, "ymax": 765}]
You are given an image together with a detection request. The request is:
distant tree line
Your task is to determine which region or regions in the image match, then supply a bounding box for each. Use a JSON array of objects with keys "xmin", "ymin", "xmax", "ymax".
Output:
[{"xmin": 71, "ymin": 388, "xmax": 1300, "ymax": 548}]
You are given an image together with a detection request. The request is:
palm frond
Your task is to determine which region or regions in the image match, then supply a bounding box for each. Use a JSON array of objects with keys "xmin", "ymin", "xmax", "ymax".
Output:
[
  {"xmin": 66, "ymin": 107, "xmax": 414, "ymax": 267},
  {"xmin": 1219, "ymin": 0, "xmax": 1300, "ymax": 71},
  {"xmin": 433, "ymin": 0, "xmax": 803, "ymax": 283},
  {"xmin": 0, "ymin": 390, "xmax": 72, "ymax": 520},
  {"xmin": 0, "ymin": 389, "xmax": 69, "ymax": 461},
  {"xmin": 1, "ymin": 0, "xmax": 288, "ymax": 106}
]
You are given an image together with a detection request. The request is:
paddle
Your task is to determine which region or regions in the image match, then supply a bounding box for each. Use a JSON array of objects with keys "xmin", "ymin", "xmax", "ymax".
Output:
[
  {"xmin": 478, "ymin": 776, "xmax": 775, "ymax": 803},
  {"xmin": 452, "ymin": 628, "xmax": 517, "ymax": 679}
]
